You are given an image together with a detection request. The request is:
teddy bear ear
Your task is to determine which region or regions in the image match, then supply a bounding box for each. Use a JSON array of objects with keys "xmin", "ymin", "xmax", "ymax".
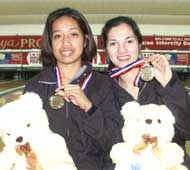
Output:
[
  {"xmin": 121, "ymin": 101, "xmax": 140, "ymax": 120},
  {"xmin": 160, "ymin": 105, "xmax": 175, "ymax": 124},
  {"xmin": 20, "ymin": 92, "xmax": 43, "ymax": 109}
]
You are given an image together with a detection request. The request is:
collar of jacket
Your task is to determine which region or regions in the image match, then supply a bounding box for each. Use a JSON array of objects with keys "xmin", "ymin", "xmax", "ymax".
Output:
[{"xmin": 38, "ymin": 62, "xmax": 93, "ymax": 86}]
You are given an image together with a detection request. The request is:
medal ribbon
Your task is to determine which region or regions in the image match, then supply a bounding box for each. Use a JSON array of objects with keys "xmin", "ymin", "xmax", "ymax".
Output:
[
  {"xmin": 55, "ymin": 66, "xmax": 68, "ymax": 102},
  {"xmin": 56, "ymin": 65, "xmax": 93, "ymax": 91},
  {"xmin": 109, "ymin": 58, "xmax": 145, "ymax": 87},
  {"xmin": 133, "ymin": 68, "xmax": 142, "ymax": 87},
  {"xmin": 56, "ymin": 66, "xmax": 63, "ymax": 88},
  {"xmin": 80, "ymin": 71, "xmax": 93, "ymax": 90}
]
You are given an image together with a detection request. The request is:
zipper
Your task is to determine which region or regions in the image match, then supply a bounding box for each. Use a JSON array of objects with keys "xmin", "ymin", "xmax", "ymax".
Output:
[
  {"xmin": 137, "ymin": 82, "xmax": 147, "ymax": 101},
  {"xmin": 66, "ymin": 102, "xmax": 70, "ymax": 138}
]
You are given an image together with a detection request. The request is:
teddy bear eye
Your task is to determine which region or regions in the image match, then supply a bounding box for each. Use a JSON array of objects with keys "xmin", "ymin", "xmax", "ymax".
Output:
[
  {"xmin": 27, "ymin": 123, "xmax": 30, "ymax": 127},
  {"xmin": 6, "ymin": 133, "xmax": 11, "ymax": 136},
  {"xmin": 157, "ymin": 119, "xmax": 161, "ymax": 123}
]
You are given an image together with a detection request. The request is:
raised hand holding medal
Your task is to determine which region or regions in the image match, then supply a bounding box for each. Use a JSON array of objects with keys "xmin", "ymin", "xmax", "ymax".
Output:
[{"xmin": 149, "ymin": 54, "xmax": 172, "ymax": 87}]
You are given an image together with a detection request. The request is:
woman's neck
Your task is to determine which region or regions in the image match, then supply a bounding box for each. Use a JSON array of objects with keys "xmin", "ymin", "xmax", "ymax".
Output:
[
  {"xmin": 118, "ymin": 68, "xmax": 139, "ymax": 99},
  {"xmin": 118, "ymin": 68, "xmax": 139, "ymax": 87},
  {"xmin": 57, "ymin": 62, "xmax": 82, "ymax": 84}
]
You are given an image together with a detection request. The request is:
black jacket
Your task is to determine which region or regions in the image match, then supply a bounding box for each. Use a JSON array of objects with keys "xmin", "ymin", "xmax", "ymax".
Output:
[
  {"xmin": 24, "ymin": 64, "xmax": 123, "ymax": 170},
  {"xmin": 112, "ymin": 71, "xmax": 190, "ymax": 167}
]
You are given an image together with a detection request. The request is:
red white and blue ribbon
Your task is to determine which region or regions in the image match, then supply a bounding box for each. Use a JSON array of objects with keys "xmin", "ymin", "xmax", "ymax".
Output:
[
  {"xmin": 133, "ymin": 68, "xmax": 142, "ymax": 87},
  {"xmin": 80, "ymin": 71, "xmax": 93, "ymax": 90},
  {"xmin": 56, "ymin": 65, "xmax": 63, "ymax": 88},
  {"xmin": 109, "ymin": 58, "xmax": 145, "ymax": 87},
  {"xmin": 55, "ymin": 65, "xmax": 92, "ymax": 90}
]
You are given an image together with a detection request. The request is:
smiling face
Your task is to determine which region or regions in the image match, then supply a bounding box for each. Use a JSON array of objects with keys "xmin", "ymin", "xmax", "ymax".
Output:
[
  {"xmin": 106, "ymin": 23, "xmax": 141, "ymax": 68},
  {"xmin": 51, "ymin": 16, "xmax": 85, "ymax": 67}
]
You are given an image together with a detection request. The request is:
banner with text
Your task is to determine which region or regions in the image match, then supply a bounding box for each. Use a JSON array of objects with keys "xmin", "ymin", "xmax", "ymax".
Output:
[{"xmin": 0, "ymin": 35, "xmax": 189, "ymax": 67}]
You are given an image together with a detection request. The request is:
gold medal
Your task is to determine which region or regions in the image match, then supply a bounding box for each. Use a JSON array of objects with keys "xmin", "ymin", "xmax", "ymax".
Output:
[
  {"xmin": 49, "ymin": 94, "xmax": 64, "ymax": 109},
  {"xmin": 141, "ymin": 64, "xmax": 154, "ymax": 81}
]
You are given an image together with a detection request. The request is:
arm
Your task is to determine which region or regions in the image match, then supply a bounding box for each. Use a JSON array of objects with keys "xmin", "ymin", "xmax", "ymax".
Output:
[
  {"xmin": 149, "ymin": 54, "xmax": 190, "ymax": 140},
  {"xmin": 157, "ymin": 72, "xmax": 190, "ymax": 140},
  {"xmin": 80, "ymin": 76, "xmax": 124, "ymax": 152}
]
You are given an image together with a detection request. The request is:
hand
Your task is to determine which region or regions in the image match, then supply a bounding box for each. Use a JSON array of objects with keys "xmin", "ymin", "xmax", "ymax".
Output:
[
  {"xmin": 55, "ymin": 84, "xmax": 92, "ymax": 112},
  {"xmin": 149, "ymin": 54, "xmax": 172, "ymax": 87}
]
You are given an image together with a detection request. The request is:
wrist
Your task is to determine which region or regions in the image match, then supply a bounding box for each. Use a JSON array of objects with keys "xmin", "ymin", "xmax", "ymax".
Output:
[
  {"xmin": 83, "ymin": 102, "xmax": 92, "ymax": 112},
  {"xmin": 87, "ymin": 104, "xmax": 97, "ymax": 116}
]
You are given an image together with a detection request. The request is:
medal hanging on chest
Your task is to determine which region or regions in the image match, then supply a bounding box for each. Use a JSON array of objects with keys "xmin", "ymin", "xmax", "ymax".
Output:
[
  {"xmin": 49, "ymin": 65, "xmax": 93, "ymax": 110},
  {"xmin": 49, "ymin": 94, "xmax": 65, "ymax": 109},
  {"xmin": 49, "ymin": 66, "xmax": 65, "ymax": 109},
  {"xmin": 140, "ymin": 63, "xmax": 154, "ymax": 82}
]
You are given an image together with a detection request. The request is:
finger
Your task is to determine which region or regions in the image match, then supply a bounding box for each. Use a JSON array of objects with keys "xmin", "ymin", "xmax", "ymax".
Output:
[
  {"xmin": 150, "ymin": 54, "xmax": 162, "ymax": 63},
  {"xmin": 68, "ymin": 95, "xmax": 75, "ymax": 103},
  {"xmin": 65, "ymin": 97, "xmax": 71, "ymax": 102},
  {"xmin": 54, "ymin": 89, "xmax": 71, "ymax": 102},
  {"xmin": 54, "ymin": 85, "xmax": 65, "ymax": 94},
  {"xmin": 63, "ymin": 84, "xmax": 80, "ymax": 90}
]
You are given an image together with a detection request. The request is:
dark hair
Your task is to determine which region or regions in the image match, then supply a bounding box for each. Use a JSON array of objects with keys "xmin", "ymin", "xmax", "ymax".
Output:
[
  {"xmin": 40, "ymin": 7, "xmax": 97, "ymax": 67},
  {"xmin": 101, "ymin": 16, "xmax": 142, "ymax": 49},
  {"xmin": 101, "ymin": 16, "xmax": 142, "ymax": 69}
]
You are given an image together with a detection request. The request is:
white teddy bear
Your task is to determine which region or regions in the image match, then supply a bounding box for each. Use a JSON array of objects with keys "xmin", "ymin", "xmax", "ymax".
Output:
[
  {"xmin": 110, "ymin": 101, "xmax": 187, "ymax": 170},
  {"xmin": 0, "ymin": 92, "xmax": 77, "ymax": 170}
]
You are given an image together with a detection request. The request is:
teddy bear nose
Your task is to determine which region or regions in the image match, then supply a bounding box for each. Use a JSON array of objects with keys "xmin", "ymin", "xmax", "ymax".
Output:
[
  {"xmin": 145, "ymin": 119, "xmax": 152, "ymax": 124},
  {"xmin": 16, "ymin": 136, "xmax": 23, "ymax": 143}
]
